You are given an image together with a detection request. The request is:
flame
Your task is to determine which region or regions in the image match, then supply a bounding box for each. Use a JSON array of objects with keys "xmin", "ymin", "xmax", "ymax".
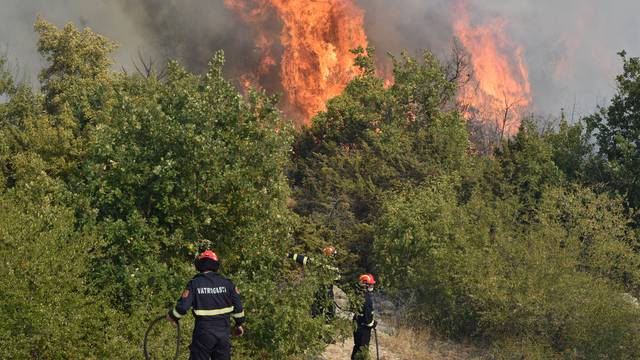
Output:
[
  {"xmin": 224, "ymin": 0, "xmax": 368, "ymax": 126},
  {"xmin": 223, "ymin": 0, "xmax": 277, "ymax": 85},
  {"xmin": 453, "ymin": 3, "xmax": 531, "ymax": 137}
]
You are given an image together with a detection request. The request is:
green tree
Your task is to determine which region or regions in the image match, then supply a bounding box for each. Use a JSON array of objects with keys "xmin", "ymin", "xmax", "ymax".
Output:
[
  {"xmin": 0, "ymin": 175, "xmax": 132, "ymax": 359},
  {"xmin": 0, "ymin": 18, "xmax": 115, "ymax": 187},
  {"xmin": 495, "ymin": 119, "xmax": 564, "ymax": 223},
  {"xmin": 0, "ymin": 57, "xmax": 13, "ymax": 96},
  {"xmin": 291, "ymin": 49, "xmax": 468, "ymax": 275},
  {"xmin": 586, "ymin": 51, "xmax": 640, "ymax": 211},
  {"xmin": 1, "ymin": 19, "xmax": 337, "ymax": 359},
  {"xmin": 0, "ymin": 57, "xmax": 11, "ymax": 191},
  {"xmin": 35, "ymin": 17, "xmax": 116, "ymax": 120},
  {"xmin": 544, "ymin": 116, "xmax": 592, "ymax": 182},
  {"xmin": 374, "ymin": 179, "xmax": 640, "ymax": 358}
]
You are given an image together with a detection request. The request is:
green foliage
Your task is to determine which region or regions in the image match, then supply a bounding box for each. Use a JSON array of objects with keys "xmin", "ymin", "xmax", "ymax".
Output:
[
  {"xmin": 374, "ymin": 180, "xmax": 640, "ymax": 358},
  {"xmin": 35, "ymin": 17, "xmax": 116, "ymax": 117},
  {"xmin": 291, "ymin": 49, "xmax": 468, "ymax": 274},
  {"xmin": 0, "ymin": 57, "xmax": 8, "ymax": 190},
  {"xmin": 389, "ymin": 50, "xmax": 457, "ymax": 124},
  {"xmin": 353, "ymin": 345, "xmax": 370, "ymax": 360},
  {"xmin": 1, "ymin": 19, "xmax": 108, "ymax": 184},
  {"xmin": 585, "ymin": 51, "xmax": 640, "ymax": 211},
  {"xmin": 496, "ymin": 119, "xmax": 564, "ymax": 220},
  {"xmin": 1, "ymin": 19, "xmax": 333, "ymax": 359},
  {"xmin": 0, "ymin": 176, "xmax": 133, "ymax": 359},
  {"xmin": 0, "ymin": 57, "xmax": 13, "ymax": 97},
  {"xmin": 544, "ymin": 117, "xmax": 592, "ymax": 182},
  {"xmin": 539, "ymin": 186, "xmax": 640, "ymax": 292},
  {"xmin": 3, "ymin": 15, "xmax": 640, "ymax": 360},
  {"xmin": 292, "ymin": 48, "xmax": 640, "ymax": 358}
]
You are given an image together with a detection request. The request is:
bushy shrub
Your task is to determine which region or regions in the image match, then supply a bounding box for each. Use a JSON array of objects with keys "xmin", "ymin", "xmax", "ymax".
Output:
[
  {"xmin": 374, "ymin": 179, "xmax": 640, "ymax": 358},
  {"xmin": 0, "ymin": 176, "xmax": 129, "ymax": 359}
]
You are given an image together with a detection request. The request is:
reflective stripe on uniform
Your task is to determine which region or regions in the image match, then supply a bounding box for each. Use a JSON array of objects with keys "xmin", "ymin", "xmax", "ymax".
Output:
[
  {"xmin": 231, "ymin": 311, "xmax": 245, "ymax": 318},
  {"xmin": 172, "ymin": 308, "xmax": 184, "ymax": 319},
  {"xmin": 366, "ymin": 319, "xmax": 375, "ymax": 327},
  {"xmin": 193, "ymin": 306, "xmax": 234, "ymax": 316},
  {"xmin": 293, "ymin": 253, "xmax": 308, "ymax": 265}
]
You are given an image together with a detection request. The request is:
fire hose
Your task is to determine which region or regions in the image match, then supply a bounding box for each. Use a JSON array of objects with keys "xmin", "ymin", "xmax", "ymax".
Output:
[{"xmin": 144, "ymin": 315, "xmax": 181, "ymax": 360}]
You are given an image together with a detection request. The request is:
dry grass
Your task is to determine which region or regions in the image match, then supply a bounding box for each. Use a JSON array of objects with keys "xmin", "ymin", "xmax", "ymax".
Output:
[
  {"xmin": 321, "ymin": 320, "xmax": 486, "ymax": 360},
  {"xmin": 322, "ymin": 289, "xmax": 486, "ymax": 360}
]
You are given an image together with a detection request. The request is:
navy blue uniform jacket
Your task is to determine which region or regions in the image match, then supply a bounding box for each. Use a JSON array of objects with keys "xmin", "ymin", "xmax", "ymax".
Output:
[
  {"xmin": 354, "ymin": 292, "xmax": 374, "ymax": 328},
  {"xmin": 168, "ymin": 272, "xmax": 245, "ymax": 327}
]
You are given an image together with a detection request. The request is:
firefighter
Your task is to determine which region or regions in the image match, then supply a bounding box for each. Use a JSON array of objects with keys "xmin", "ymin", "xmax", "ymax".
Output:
[
  {"xmin": 322, "ymin": 245, "xmax": 338, "ymax": 258},
  {"xmin": 288, "ymin": 246, "xmax": 337, "ymax": 266},
  {"xmin": 351, "ymin": 273, "xmax": 377, "ymax": 360},
  {"xmin": 287, "ymin": 246, "xmax": 339, "ymax": 320},
  {"xmin": 166, "ymin": 249, "xmax": 245, "ymax": 360}
]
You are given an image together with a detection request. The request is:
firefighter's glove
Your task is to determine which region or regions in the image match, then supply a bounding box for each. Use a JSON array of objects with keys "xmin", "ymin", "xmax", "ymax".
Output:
[{"xmin": 232, "ymin": 325, "xmax": 245, "ymax": 337}]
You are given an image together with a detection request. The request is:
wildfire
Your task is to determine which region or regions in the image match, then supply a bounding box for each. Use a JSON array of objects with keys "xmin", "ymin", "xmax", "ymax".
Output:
[
  {"xmin": 224, "ymin": 0, "xmax": 368, "ymax": 126},
  {"xmin": 453, "ymin": 3, "xmax": 531, "ymax": 137}
]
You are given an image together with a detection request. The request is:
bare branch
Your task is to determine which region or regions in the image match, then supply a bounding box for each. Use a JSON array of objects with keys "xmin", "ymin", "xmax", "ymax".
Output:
[
  {"xmin": 446, "ymin": 39, "xmax": 472, "ymax": 86},
  {"xmin": 129, "ymin": 49, "xmax": 167, "ymax": 80}
]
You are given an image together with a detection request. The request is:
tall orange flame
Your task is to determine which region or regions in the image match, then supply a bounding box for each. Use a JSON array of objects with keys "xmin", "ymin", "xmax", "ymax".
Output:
[
  {"xmin": 224, "ymin": 0, "xmax": 368, "ymax": 126},
  {"xmin": 453, "ymin": 3, "xmax": 531, "ymax": 137}
]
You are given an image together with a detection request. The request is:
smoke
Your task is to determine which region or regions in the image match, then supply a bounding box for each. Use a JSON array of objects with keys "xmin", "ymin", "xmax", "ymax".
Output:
[
  {"xmin": 118, "ymin": 0, "xmax": 283, "ymax": 85},
  {"xmin": 359, "ymin": 0, "xmax": 640, "ymax": 119},
  {"xmin": 1, "ymin": 0, "xmax": 639, "ymax": 119},
  {"xmin": 0, "ymin": 0, "xmax": 152, "ymax": 83},
  {"xmin": 358, "ymin": 0, "xmax": 454, "ymax": 60}
]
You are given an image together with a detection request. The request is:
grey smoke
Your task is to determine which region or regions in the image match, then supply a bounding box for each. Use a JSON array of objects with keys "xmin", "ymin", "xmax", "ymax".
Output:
[
  {"xmin": 1, "ymin": 0, "xmax": 639, "ymax": 120},
  {"xmin": 361, "ymin": 0, "xmax": 640, "ymax": 119},
  {"xmin": 0, "ymin": 0, "xmax": 151, "ymax": 81}
]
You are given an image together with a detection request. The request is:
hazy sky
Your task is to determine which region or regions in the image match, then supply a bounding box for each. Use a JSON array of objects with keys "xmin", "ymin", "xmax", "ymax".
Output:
[
  {"xmin": 1, "ymin": 0, "xmax": 639, "ymax": 120},
  {"xmin": 0, "ymin": 1, "xmax": 150, "ymax": 80}
]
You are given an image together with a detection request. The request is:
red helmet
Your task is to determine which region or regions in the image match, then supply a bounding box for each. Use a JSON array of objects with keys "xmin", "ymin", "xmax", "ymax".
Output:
[
  {"xmin": 322, "ymin": 246, "xmax": 337, "ymax": 257},
  {"xmin": 359, "ymin": 273, "xmax": 376, "ymax": 285},
  {"xmin": 198, "ymin": 250, "xmax": 219, "ymax": 262}
]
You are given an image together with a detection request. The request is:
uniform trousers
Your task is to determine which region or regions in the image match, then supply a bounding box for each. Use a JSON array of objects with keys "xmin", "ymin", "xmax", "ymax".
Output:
[
  {"xmin": 351, "ymin": 326, "xmax": 372, "ymax": 360},
  {"xmin": 189, "ymin": 321, "xmax": 231, "ymax": 360}
]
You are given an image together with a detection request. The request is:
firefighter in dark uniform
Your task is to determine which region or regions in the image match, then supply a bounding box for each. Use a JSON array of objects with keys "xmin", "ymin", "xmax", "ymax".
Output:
[
  {"xmin": 287, "ymin": 246, "xmax": 339, "ymax": 320},
  {"xmin": 166, "ymin": 249, "xmax": 245, "ymax": 360},
  {"xmin": 352, "ymin": 273, "xmax": 376, "ymax": 360}
]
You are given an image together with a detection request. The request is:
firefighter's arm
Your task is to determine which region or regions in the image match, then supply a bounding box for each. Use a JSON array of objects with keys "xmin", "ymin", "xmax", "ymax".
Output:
[
  {"xmin": 287, "ymin": 252, "xmax": 310, "ymax": 266},
  {"xmin": 364, "ymin": 295, "xmax": 375, "ymax": 328},
  {"xmin": 230, "ymin": 283, "xmax": 246, "ymax": 326},
  {"xmin": 167, "ymin": 280, "xmax": 194, "ymax": 322}
]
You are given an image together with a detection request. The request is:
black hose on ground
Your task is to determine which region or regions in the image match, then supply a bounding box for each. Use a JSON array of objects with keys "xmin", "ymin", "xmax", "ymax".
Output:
[{"xmin": 144, "ymin": 315, "xmax": 181, "ymax": 360}]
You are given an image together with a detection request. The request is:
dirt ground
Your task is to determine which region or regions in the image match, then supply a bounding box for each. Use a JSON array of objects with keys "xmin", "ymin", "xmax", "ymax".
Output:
[
  {"xmin": 321, "ymin": 324, "xmax": 485, "ymax": 360},
  {"xmin": 320, "ymin": 287, "xmax": 486, "ymax": 360}
]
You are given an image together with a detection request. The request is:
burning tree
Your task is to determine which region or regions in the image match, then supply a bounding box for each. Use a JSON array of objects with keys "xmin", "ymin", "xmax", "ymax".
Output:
[
  {"xmin": 224, "ymin": 0, "xmax": 368, "ymax": 126},
  {"xmin": 453, "ymin": 2, "xmax": 532, "ymax": 152}
]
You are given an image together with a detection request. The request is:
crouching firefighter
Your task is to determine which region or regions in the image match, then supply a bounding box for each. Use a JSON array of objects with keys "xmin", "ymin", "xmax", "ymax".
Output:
[
  {"xmin": 166, "ymin": 250, "xmax": 245, "ymax": 360},
  {"xmin": 352, "ymin": 274, "xmax": 377, "ymax": 360}
]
